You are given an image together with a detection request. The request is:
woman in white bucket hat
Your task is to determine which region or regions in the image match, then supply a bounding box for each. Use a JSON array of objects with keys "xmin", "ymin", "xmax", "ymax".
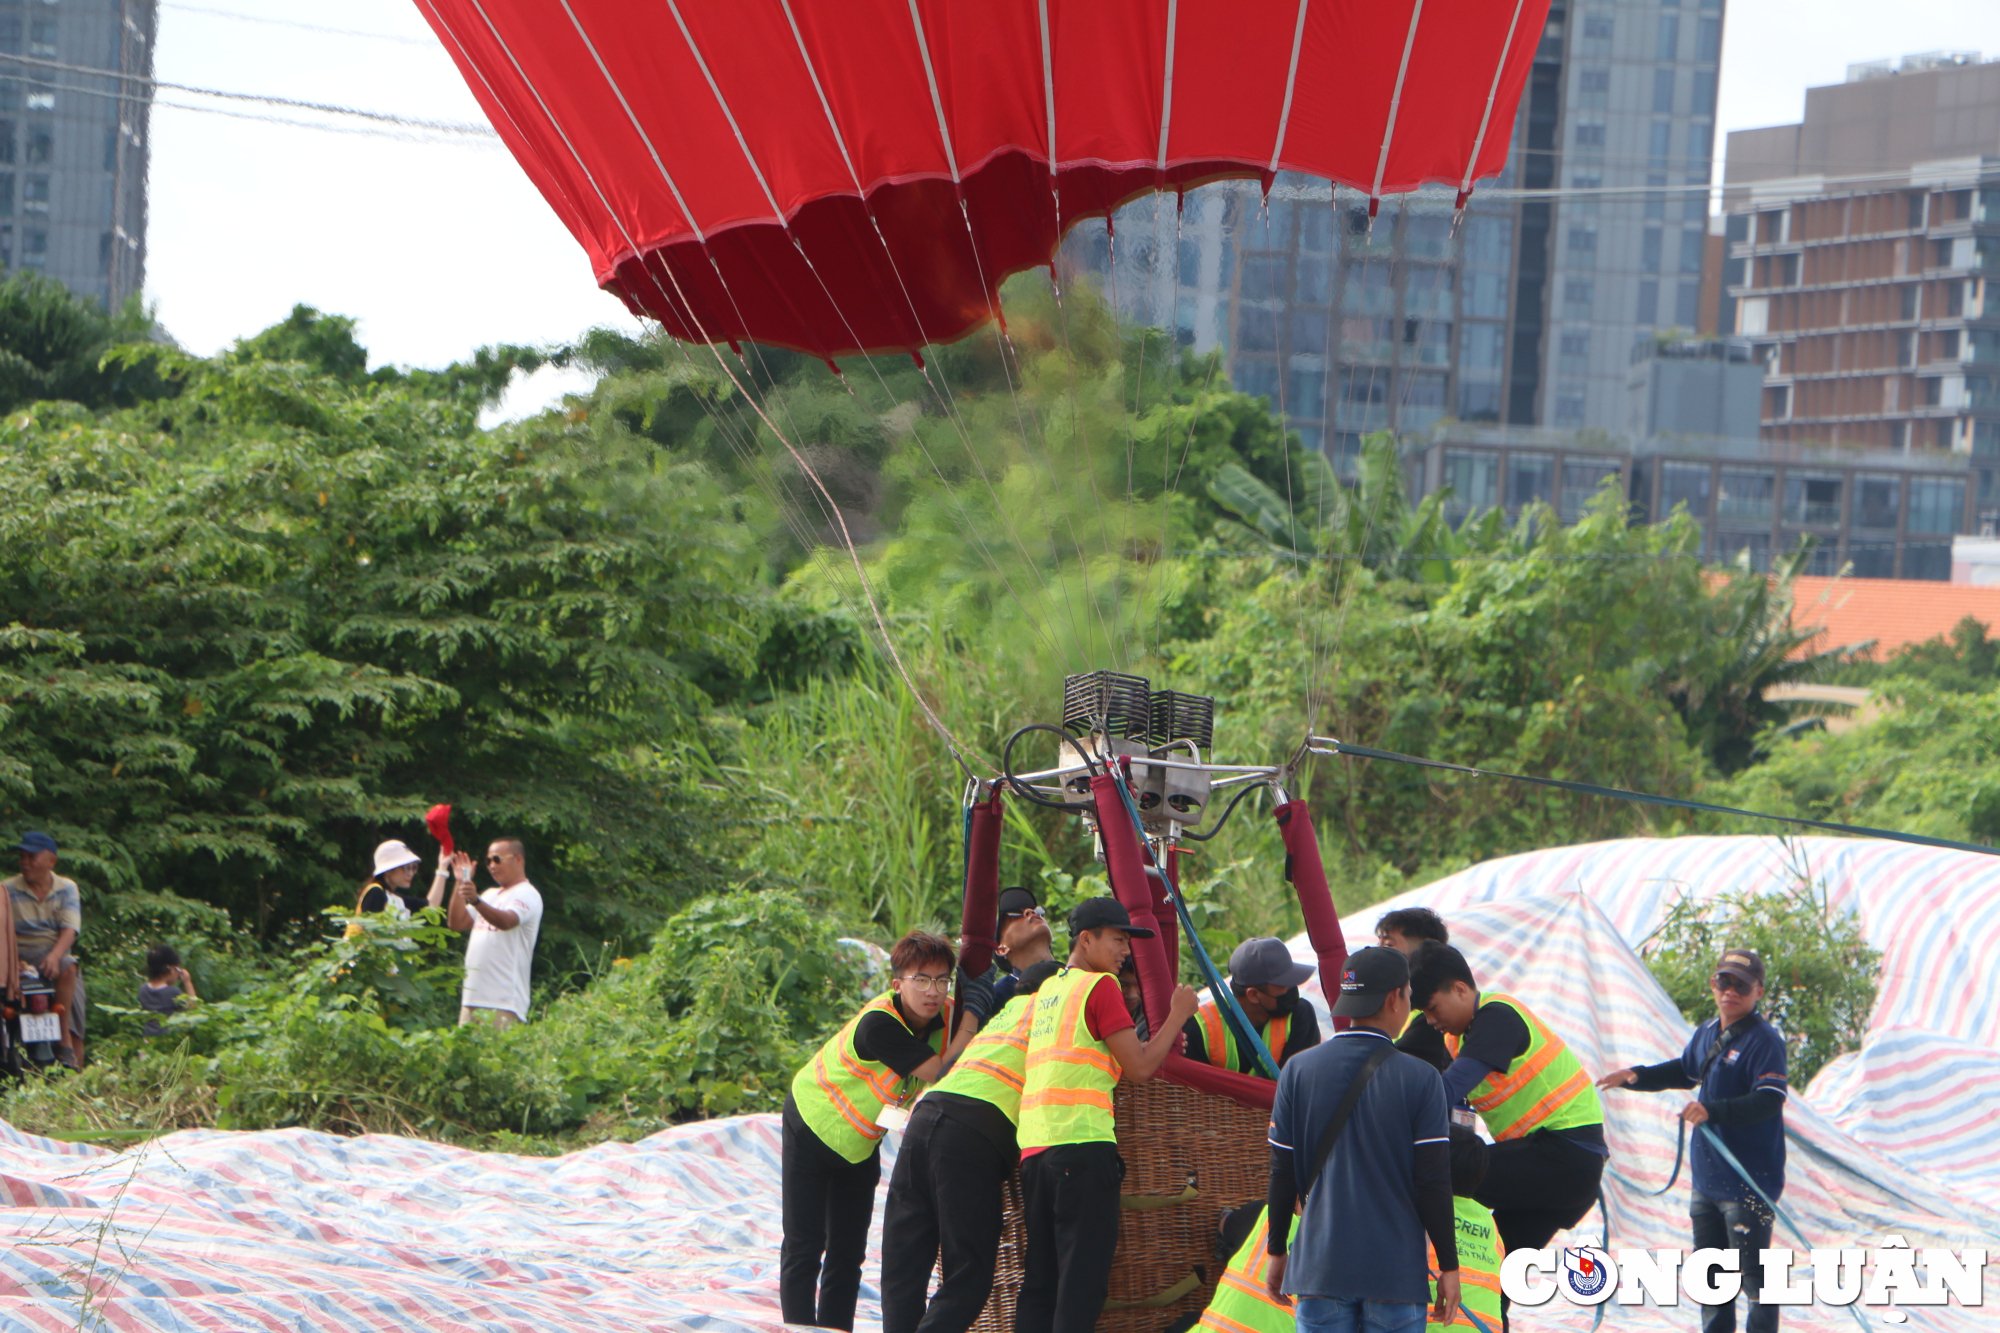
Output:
[{"xmin": 348, "ymin": 838, "xmax": 448, "ymax": 925}]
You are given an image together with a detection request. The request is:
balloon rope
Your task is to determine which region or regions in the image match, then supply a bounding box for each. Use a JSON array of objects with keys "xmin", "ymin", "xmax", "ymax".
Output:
[
  {"xmin": 1315, "ymin": 739, "xmax": 2000, "ymax": 857},
  {"xmin": 448, "ymin": 0, "xmax": 983, "ymax": 777}
]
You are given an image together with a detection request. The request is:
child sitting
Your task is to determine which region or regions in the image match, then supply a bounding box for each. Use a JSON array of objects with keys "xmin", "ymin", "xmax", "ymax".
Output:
[{"xmin": 137, "ymin": 944, "xmax": 199, "ymax": 1037}]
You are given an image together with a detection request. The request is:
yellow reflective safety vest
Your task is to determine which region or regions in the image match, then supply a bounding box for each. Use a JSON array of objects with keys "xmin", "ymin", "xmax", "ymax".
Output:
[
  {"xmin": 1444, "ymin": 993, "xmax": 1602, "ymax": 1141},
  {"xmin": 791, "ymin": 992, "xmax": 949, "ymax": 1164},
  {"xmin": 1426, "ymin": 1198, "xmax": 1505, "ymax": 1333},
  {"xmin": 1018, "ymin": 967, "xmax": 1123, "ymax": 1149},
  {"xmin": 1195, "ymin": 1002, "xmax": 1288, "ymax": 1075},
  {"xmin": 1197, "ymin": 1206, "xmax": 1294, "ymax": 1333},
  {"xmin": 928, "ymin": 990, "xmax": 1035, "ymax": 1124}
]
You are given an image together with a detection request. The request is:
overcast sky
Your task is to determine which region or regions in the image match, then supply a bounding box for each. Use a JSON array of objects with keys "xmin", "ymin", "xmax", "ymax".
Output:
[{"xmin": 146, "ymin": 0, "xmax": 2000, "ymax": 378}]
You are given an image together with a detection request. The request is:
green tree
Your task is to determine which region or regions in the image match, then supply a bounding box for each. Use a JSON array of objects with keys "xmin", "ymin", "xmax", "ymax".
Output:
[
  {"xmin": 0, "ymin": 271, "xmax": 172, "ymax": 412},
  {"xmin": 1643, "ymin": 865, "xmax": 1880, "ymax": 1084},
  {"xmin": 0, "ymin": 313, "xmax": 765, "ymax": 958}
]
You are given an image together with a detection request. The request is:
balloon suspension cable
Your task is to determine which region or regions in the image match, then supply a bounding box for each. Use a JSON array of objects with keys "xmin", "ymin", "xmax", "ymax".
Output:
[{"xmin": 1306, "ymin": 737, "xmax": 2000, "ymax": 858}]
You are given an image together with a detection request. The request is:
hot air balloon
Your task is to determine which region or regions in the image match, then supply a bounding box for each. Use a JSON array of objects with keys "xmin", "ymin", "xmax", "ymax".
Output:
[
  {"xmin": 415, "ymin": 4, "xmax": 1548, "ymax": 1325},
  {"xmin": 415, "ymin": 0, "xmax": 1544, "ymax": 359}
]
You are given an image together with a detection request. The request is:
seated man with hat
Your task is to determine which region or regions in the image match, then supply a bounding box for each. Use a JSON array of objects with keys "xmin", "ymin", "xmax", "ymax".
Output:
[
  {"xmin": 1182, "ymin": 936, "xmax": 1322, "ymax": 1077},
  {"xmin": 6, "ymin": 830, "xmax": 84, "ymax": 1068}
]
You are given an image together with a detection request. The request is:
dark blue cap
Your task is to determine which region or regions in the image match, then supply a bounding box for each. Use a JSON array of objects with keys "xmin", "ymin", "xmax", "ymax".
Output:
[{"xmin": 13, "ymin": 830, "xmax": 57, "ymax": 855}]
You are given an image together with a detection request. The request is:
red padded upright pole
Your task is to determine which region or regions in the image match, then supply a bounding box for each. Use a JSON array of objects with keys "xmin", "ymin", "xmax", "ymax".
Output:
[
  {"xmin": 1091, "ymin": 772, "xmax": 1175, "ymax": 1041},
  {"xmin": 1274, "ymin": 797, "xmax": 1348, "ymax": 1029},
  {"xmin": 956, "ymin": 786, "xmax": 1005, "ymax": 977},
  {"xmin": 1157, "ymin": 845, "xmax": 1183, "ymax": 982}
]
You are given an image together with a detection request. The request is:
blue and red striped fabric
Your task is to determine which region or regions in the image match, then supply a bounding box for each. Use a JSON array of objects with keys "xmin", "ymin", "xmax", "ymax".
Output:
[
  {"xmin": 1313, "ymin": 835, "xmax": 2000, "ymax": 1331},
  {"xmin": 1, "ymin": 836, "xmax": 1991, "ymax": 1330}
]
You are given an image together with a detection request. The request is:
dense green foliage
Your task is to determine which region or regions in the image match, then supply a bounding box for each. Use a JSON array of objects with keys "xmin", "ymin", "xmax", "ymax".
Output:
[
  {"xmin": 0, "ymin": 273, "xmax": 1939, "ymax": 1147},
  {"xmin": 1643, "ymin": 863, "xmax": 1881, "ymax": 1085},
  {"xmin": 1, "ymin": 305, "xmax": 758, "ymax": 958}
]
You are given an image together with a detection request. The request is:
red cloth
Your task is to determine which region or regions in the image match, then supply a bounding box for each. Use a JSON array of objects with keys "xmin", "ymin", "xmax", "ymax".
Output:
[
  {"xmin": 1274, "ymin": 798, "xmax": 1349, "ymax": 1032},
  {"xmin": 1081, "ymin": 971, "xmax": 1136, "ymax": 1042},
  {"xmin": 957, "ymin": 788, "xmax": 1005, "ymax": 977},
  {"xmin": 424, "ymin": 804, "xmax": 454, "ymax": 858},
  {"xmin": 1092, "ymin": 773, "xmax": 1175, "ymax": 1041},
  {"xmin": 417, "ymin": 1, "xmax": 1548, "ymax": 359}
]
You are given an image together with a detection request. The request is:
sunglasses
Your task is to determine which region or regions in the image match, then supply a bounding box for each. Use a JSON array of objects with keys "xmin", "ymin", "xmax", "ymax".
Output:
[
  {"xmin": 1711, "ymin": 973, "xmax": 1753, "ymax": 995},
  {"xmin": 1003, "ymin": 905, "xmax": 1047, "ymax": 920}
]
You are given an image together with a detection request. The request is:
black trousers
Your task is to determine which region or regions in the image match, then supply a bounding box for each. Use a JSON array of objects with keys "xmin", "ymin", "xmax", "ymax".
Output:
[
  {"xmin": 1014, "ymin": 1142, "xmax": 1123, "ymax": 1333},
  {"xmin": 880, "ymin": 1099, "xmax": 1015, "ymax": 1333},
  {"xmin": 1691, "ymin": 1188, "xmax": 1780, "ymax": 1333},
  {"xmin": 1472, "ymin": 1129, "xmax": 1606, "ymax": 1254},
  {"xmin": 780, "ymin": 1092, "xmax": 881, "ymax": 1331}
]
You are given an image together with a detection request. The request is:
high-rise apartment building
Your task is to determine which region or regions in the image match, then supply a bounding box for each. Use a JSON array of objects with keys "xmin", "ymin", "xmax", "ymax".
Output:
[
  {"xmin": 1065, "ymin": 0, "xmax": 1726, "ymax": 448},
  {"xmin": 1721, "ymin": 54, "xmax": 2000, "ymax": 481},
  {"xmin": 0, "ymin": 0, "xmax": 155, "ymax": 308}
]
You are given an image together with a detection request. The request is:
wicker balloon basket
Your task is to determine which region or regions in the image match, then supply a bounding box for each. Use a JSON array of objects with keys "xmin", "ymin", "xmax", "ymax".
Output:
[{"xmin": 971, "ymin": 1078, "xmax": 1272, "ymax": 1332}]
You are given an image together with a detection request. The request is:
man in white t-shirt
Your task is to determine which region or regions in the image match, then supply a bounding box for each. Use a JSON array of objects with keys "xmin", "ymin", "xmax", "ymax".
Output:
[{"xmin": 448, "ymin": 837, "xmax": 543, "ymax": 1028}]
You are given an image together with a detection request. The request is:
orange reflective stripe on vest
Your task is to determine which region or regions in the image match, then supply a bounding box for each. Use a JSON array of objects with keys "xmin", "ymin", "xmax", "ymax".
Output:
[
  {"xmin": 791, "ymin": 992, "xmax": 948, "ymax": 1164},
  {"xmin": 1197, "ymin": 1207, "xmax": 1294, "ymax": 1333},
  {"xmin": 1197, "ymin": 1002, "xmax": 1287, "ymax": 1074},
  {"xmin": 1425, "ymin": 1197, "xmax": 1505, "ymax": 1333},
  {"xmin": 929, "ymin": 991, "xmax": 1036, "ymax": 1123},
  {"xmin": 1443, "ymin": 994, "xmax": 1602, "ymax": 1141},
  {"xmin": 1018, "ymin": 967, "xmax": 1121, "ymax": 1148}
]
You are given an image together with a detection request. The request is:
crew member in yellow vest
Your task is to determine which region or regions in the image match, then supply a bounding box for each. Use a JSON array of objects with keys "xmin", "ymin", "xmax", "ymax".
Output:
[
  {"xmin": 1408, "ymin": 942, "xmax": 1608, "ymax": 1257},
  {"xmin": 1428, "ymin": 1196, "xmax": 1505, "ymax": 1333},
  {"xmin": 1015, "ymin": 897, "xmax": 1199, "ymax": 1333},
  {"xmin": 1193, "ymin": 1194, "xmax": 1502, "ymax": 1333},
  {"xmin": 881, "ymin": 944, "xmax": 1060, "ymax": 1333},
  {"xmin": 1197, "ymin": 1203, "xmax": 1295, "ymax": 1333},
  {"xmin": 1376, "ymin": 907, "xmax": 1453, "ymax": 1073},
  {"xmin": 1182, "ymin": 937, "xmax": 1322, "ymax": 1077},
  {"xmin": 781, "ymin": 930, "xmax": 987, "ymax": 1332}
]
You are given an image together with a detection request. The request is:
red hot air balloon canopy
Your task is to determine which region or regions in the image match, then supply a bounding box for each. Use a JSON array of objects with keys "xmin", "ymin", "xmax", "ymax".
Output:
[{"xmin": 416, "ymin": 0, "xmax": 1548, "ymax": 361}]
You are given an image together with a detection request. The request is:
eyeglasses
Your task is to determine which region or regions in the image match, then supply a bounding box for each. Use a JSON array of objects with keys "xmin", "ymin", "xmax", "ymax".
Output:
[
  {"xmin": 899, "ymin": 973, "xmax": 951, "ymax": 994},
  {"xmin": 486, "ymin": 854, "xmax": 508, "ymax": 863},
  {"xmin": 1003, "ymin": 906, "xmax": 1047, "ymax": 921},
  {"xmin": 1711, "ymin": 973, "xmax": 1752, "ymax": 995}
]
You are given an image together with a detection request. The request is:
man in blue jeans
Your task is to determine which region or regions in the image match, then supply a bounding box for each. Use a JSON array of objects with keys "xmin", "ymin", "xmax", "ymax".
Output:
[
  {"xmin": 1265, "ymin": 946, "xmax": 1461, "ymax": 1333},
  {"xmin": 1599, "ymin": 947, "xmax": 1789, "ymax": 1333}
]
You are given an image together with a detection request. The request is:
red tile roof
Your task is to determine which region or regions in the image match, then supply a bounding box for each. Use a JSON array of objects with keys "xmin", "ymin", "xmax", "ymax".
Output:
[{"xmin": 1785, "ymin": 576, "xmax": 2000, "ymax": 660}]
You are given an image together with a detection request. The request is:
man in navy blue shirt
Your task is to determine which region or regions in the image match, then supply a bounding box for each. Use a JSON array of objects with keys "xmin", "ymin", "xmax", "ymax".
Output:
[
  {"xmin": 1600, "ymin": 947, "xmax": 1789, "ymax": 1333},
  {"xmin": 1266, "ymin": 946, "xmax": 1460, "ymax": 1333}
]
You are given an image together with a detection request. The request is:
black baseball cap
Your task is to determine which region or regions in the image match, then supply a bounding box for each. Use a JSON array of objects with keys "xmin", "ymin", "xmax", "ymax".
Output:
[
  {"xmin": 1715, "ymin": 948, "xmax": 1765, "ymax": 986},
  {"xmin": 1068, "ymin": 896, "xmax": 1155, "ymax": 939},
  {"xmin": 1330, "ymin": 945, "xmax": 1409, "ymax": 1018},
  {"xmin": 997, "ymin": 886, "xmax": 1039, "ymax": 925}
]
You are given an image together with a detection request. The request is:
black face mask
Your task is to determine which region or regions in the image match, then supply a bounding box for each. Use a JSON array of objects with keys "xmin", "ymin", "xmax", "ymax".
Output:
[{"xmin": 1268, "ymin": 987, "xmax": 1301, "ymax": 1018}]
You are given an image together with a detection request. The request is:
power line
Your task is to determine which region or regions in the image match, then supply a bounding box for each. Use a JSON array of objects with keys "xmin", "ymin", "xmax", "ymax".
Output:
[
  {"xmin": 0, "ymin": 69, "xmax": 498, "ymax": 146},
  {"xmin": 161, "ymin": 3, "xmax": 432, "ymax": 48},
  {"xmin": 0, "ymin": 51, "xmax": 496, "ymax": 139}
]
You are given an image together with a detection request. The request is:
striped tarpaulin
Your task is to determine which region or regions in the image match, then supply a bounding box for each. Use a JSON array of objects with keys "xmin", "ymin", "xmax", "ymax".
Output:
[
  {"xmin": 1302, "ymin": 835, "xmax": 2000, "ymax": 1331},
  {"xmin": 1, "ymin": 835, "xmax": 1992, "ymax": 1329}
]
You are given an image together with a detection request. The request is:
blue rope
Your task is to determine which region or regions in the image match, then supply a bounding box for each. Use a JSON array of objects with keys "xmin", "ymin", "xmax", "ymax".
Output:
[
  {"xmin": 1107, "ymin": 776, "xmax": 1280, "ymax": 1079},
  {"xmin": 1694, "ymin": 1124, "xmax": 1873, "ymax": 1332}
]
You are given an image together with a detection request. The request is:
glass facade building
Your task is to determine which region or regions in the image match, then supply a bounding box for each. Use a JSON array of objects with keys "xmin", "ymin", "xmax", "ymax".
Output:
[{"xmin": 0, "ymin": 0, "xmax": 155, "ymax": 309}]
